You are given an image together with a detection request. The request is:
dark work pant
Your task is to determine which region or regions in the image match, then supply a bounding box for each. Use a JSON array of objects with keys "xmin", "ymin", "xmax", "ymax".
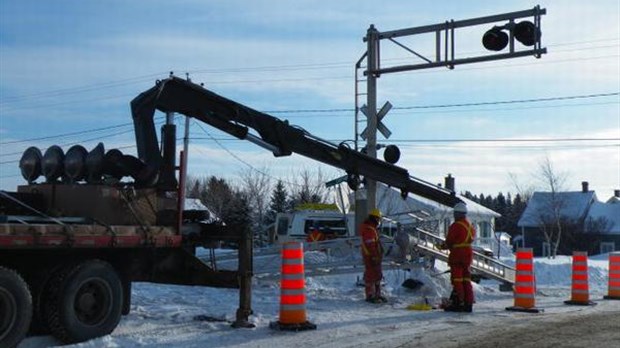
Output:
[{"xmin": 450, "ymin": 262, "xmax": 474, "ymax": 305}]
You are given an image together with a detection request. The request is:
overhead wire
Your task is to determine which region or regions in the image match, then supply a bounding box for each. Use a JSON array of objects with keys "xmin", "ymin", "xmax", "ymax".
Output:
[{"xmin": 0, "ymin": 38, "xmax": 618, "ymax": 108}]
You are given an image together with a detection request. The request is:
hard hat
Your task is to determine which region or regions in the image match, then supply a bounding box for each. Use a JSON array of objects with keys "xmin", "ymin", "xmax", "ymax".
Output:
[
  {"xmin": 453, "ymin": 202, "xmax": 468, "ymax": 214},
  {"xmin": 369, "ymin": 208, "xmax": 382, "ymax": 219}
]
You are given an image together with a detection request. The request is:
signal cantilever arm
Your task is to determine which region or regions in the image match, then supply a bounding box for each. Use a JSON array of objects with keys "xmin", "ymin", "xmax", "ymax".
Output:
[{"xmin": 130, "ymin": 76, "xmax": 461, "ymax": 207}]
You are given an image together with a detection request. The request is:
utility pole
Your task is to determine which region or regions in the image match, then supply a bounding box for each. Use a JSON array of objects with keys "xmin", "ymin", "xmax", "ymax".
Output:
[{"xmin": 362, "ymin": 25, "xmax": 379, "ymax": 222}]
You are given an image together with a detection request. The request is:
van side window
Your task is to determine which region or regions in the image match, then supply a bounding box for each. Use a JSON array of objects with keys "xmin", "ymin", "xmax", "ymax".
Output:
[{"xmin": 277, "ymin": 217, "xmax": 289, "ymax": 235}]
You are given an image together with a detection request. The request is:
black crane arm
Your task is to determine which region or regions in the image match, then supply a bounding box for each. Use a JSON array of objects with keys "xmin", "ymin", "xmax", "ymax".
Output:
[{"xmin": 130, "ymin": 76, "xmax": 461, "ymax": 207}]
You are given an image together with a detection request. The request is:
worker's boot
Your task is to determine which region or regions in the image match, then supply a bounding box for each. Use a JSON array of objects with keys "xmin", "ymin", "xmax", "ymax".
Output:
[
  {"xmin": 444, "ymin": 301, "xmax": 465, "ymax": 312},
  {"xmin": 462, "ymin": 303, "xmax": 473, "ymax": 313}
]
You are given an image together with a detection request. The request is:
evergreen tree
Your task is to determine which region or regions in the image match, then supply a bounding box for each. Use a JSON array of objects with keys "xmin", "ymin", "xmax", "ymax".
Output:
[
  {"xmin": 227, "ymin": 189, "xmax": 252, "ymax": 229},
  {"xmin": 506, "ymin": 193, "xmax": 527, "ymax": 237},
  {"xmin": 266, "ymin": 180, "xmax": 288, "ymax": 224}
]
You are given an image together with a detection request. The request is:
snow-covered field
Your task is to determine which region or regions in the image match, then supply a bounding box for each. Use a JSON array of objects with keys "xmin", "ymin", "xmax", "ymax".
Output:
[{"xmin": 18, "ymin": 253, "xmax": 620, "ymax": 348}]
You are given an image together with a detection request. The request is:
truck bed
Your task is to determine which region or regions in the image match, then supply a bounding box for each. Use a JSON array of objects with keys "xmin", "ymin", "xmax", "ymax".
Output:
[{"xmin": 0, "ymin": 223, "xmax": 180, "ymax": 249}]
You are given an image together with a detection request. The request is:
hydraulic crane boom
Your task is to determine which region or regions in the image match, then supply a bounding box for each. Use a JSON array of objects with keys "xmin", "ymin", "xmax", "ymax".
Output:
[{"xmin": 131, "ymin": 76, "xmax": 461, "ymax": 207}]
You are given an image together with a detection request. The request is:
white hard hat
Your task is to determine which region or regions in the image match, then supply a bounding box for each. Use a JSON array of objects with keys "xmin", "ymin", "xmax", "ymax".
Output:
[{"xmin": 453, "ymin": 202, "xmax": 468, "ymax": 214}]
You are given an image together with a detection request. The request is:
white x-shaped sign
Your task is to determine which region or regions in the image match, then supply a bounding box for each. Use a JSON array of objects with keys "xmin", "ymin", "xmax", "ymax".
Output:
[{"xmin": 360, "ymin": 101, "xmax": 392, "ymax": 140}]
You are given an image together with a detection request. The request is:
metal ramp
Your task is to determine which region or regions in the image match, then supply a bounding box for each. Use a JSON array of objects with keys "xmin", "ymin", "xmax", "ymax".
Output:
[
  {"xmin": 405, "ymin": 227, "xmax": 515, "ymax": 286},
  {"xmin": 201, "ymin": 229, "xmax": 515, "ymax": 287}
]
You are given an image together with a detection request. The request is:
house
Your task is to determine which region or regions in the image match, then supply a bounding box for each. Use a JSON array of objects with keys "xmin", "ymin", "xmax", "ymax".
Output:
[
  {"xmin": 372, "ymin": 175, "xmax": 501, "ymax": 254},
  {"xmin": 517, "ymin": 182, "xmax": 620, "ymax": 256},
  {"xmin": 584, "ymin": 196, "xmax": 620, "ymax": 254}
]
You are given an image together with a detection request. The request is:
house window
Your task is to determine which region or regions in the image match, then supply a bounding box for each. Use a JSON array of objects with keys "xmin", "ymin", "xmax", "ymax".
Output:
[
  {"xmin": 542, "ymin": 242, "xmax": 551, "ymax": 257},
  {"xmin": 600, "ymin": 242, "xmax": 615, "ymax": 254},
  {"xmin": 479, "ymin": 222, "xmax": 491, "ymax": 239}
]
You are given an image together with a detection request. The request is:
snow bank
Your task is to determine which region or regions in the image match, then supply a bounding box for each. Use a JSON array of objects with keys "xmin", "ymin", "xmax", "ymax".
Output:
[{"xmin": 18, "ymin": 254, "xmax": 615, "ymax": 348}]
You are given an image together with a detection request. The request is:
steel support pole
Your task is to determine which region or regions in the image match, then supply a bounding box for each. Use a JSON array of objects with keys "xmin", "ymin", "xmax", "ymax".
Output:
[
  {"xmin": 355, "ymin": 25, "xmax": 379, "ymax": 232},
  {"xmin": 366, "ymin": 25, "xmax": 378, "ymax": 213}
]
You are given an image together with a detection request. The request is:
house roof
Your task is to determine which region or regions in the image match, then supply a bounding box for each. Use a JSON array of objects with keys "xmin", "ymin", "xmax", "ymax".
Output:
[
  {"xmin": 185, "ymin": 198, "xmax": 208, "ymax": 210},
  {"xmin": 374, "ymin": 182, "xmax": 500, "ymax": 224},
  {"xmin": 607, "ymin": 196, "xmax": 620, "ymax": 204},
  {"xmin": 586, "ymin": 201, "xmax": 620, "ymax": 234},
  {"xmin": 184, "ymin": 198, "xmax": 218, "ymax": 222},
  {"xmin": 517, "ymin": 191, "xmax": 597, "ymax": 228}
]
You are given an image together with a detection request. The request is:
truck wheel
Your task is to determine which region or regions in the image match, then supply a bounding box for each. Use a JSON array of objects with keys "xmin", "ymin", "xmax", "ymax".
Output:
[
  {"xmin": 45, "ymin": 260, "xmax": 123, "ymax": 344},
  {"xmin": 0, "ymin": 266, "xmax": 33, "ymax": 348}
]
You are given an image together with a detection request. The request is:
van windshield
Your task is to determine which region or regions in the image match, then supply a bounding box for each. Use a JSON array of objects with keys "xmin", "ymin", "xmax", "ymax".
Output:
[{"xmin": 304, "ymin": 219, "xmax": 347, "ymax": 236}]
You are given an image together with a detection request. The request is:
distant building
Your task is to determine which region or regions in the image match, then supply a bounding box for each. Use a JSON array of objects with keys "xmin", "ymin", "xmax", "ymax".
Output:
[
  {"xmin": 517, "ymin": 182, "xmax": 620, "ymax": 256},
  {"xmin": 372, "ymin": 175, "xmax": 501, "ymax": 254}
]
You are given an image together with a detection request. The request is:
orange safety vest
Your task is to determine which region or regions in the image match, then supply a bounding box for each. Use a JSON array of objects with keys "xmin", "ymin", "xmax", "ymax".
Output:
[
  {"xmin": 360, "ymin": 221, "xmax": 382, "ymax": 259},
  {"xmin": 452, "ymin": 221, "xmax": 474, "ymax": 248},
  {"xmin": 306, "ymin": 229, "xmax": 325, "ymax": 242},
  {"xmin": 446, "ymin": 218, "xmax": 475, "ymax": 264}
]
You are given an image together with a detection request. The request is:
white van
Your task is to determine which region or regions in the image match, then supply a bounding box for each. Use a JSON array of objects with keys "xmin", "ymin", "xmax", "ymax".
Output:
[{"xmin": 274, "ymin": 210, "xmax": 356, "ymax": 243}]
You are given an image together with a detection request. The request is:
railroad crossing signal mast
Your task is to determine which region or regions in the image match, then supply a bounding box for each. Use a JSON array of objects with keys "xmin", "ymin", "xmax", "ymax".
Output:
[{"xmin": 354, "ymin": 6, "xmax": 546, "ymax": 228}]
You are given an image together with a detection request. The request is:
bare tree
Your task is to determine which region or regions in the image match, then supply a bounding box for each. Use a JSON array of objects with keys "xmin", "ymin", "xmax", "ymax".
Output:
[
  {"xmin": 238, "ymin": 167, "xmax": 272, "ymax": 231},
  {"xmin": 287, "ymin": 168, "xmax": 330, "ymax": 207},
  {"xmin": 535, "ymin": 156, "xmax": 569, "ymax": 258},
  {"xmin": 508, "ymin": 172, "xmax": 534, "ymax": 201}
]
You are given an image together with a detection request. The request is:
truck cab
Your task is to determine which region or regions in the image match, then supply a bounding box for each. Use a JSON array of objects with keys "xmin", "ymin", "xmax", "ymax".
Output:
[{"xmin": 274, "ymin": 210, "xmax": 355, "ymax": 243}]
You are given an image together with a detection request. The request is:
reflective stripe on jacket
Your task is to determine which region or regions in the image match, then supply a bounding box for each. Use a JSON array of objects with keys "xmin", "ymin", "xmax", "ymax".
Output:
[
  {"xmin": 306, "ymin": 230, "xmax": 325, "ymax": 242},
  {"xmin": 360, "ymin": 220, "xmax": 382, "ymax": 259},
  {"xmin": 446, "ymin": 218, "xmax": 476, "ymax": 264}
]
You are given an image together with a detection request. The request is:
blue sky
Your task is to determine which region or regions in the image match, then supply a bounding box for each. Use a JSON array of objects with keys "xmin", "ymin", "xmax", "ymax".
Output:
[{"xmin": 1, "ymin": 0, "xmax": 619, "ymax": 197}]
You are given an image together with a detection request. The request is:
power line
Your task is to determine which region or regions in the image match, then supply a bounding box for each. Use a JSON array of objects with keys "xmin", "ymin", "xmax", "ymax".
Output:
[
  {"xmin": 0, "ymin": 72, "xmax": 167, "ymax": 104},
  {"xmin": 0, "ymin": 122, "xmax": 134, "ymax": 145},
  {"xmin": 1, "ymin": 92, "xmax": 617, "ymax": 152},
  {"xmin": 1, "ymin": 53, "xmax": 617, "ymax": 113},
  {"xmin": 1, "ymin": 38, "xmax": 618, "ymax": 106},
  {"xmin": 386, "ymin": 137, "xmax": 620, "ymax": 143},
  {"xmin": 188, "ymin": 136, "xmax": 619, "ymax": 144},
  {"xmin": 191, "ymin": 121, "xmax": 308, "ymax": 188},
  {"xmin": 0, "ymin": 115, "xmax": 168, "ymax": 146},
  {"xmin": 265, "ymin": 92, "xmax": 619, "ymax": 114},
  {"xmin": 280, "ymin": 100, "xmax": 619, "ymax": 119}
]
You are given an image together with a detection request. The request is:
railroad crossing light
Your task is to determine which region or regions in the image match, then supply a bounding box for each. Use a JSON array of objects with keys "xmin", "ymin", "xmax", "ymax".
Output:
[
  {"xmin": 482, "ymin": 20, "xmax": 540, "ymax": 51},
  {"xmin": 514, "ymin": 21, "xmax": 539, "ymax": 46},
  {"xmin": 383, "ymin": 145, "xmax": 401, "ymax": 164},
  {"xmin": 482, "ymin": 26, "xmax": 508, "ymax": 51}
]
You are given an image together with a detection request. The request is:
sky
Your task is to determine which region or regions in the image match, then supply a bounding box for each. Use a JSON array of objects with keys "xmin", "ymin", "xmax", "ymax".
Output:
[
  {"xmin": 1, "ymin": 0, "xmax": 619, "ymax": 198},
  {"xmin": 17, "ymin": 249, "xmax": 620, "ymax": 347}
]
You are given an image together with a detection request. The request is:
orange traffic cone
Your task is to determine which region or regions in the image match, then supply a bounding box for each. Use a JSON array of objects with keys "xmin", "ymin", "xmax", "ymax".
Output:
[
  {"xmin": 564, "ymin": 251, "xmax": 596, "ymax": 306},
  {"xmin": 270, "ymin": 241, "xmax": 317, "ymax": 331},
  {"xmin": 603, "ymin": 252, "xmax": 620, "ymax": 300},
  {"xmin": 506, "ymin": 248, "xmax": 541, "ymax": 313}
]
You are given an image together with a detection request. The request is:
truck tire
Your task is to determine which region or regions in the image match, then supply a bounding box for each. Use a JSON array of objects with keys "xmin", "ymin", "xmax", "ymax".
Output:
[
  {"xmin": 45, "ymin": 260, "xmax": 123, "ymax": 344},
  {"xmin": 0, "ymin": 266, "xmax": 33, "ymax": 348},
  {"xmin": 27, "ymin": 264, "xmax": 62, "ymax": 335}
]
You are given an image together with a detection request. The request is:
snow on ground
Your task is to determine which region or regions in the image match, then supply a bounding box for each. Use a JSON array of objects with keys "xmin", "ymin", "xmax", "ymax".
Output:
[{"xmin": 18, "ymin": 252, "xmax": 620, "ymax": 348}]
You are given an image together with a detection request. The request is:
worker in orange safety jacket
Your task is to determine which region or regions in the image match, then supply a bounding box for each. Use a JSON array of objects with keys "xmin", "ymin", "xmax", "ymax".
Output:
[
  {"xmin": 438, "ymin": 202, "xmax": 476, "ymax": 312},
  {"xmin": 360, "ymin": 208, "xmax": 385, "ymax": 303},
  {"xmin": 306, "ymin": 225, "xmax": 325, "ymax": 243}
]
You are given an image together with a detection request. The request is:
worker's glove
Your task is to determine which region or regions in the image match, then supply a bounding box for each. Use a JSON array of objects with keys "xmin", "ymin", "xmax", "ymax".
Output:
[{"xmin": 436, "ymin": 242, "xmax": 447, "ymax": 250}]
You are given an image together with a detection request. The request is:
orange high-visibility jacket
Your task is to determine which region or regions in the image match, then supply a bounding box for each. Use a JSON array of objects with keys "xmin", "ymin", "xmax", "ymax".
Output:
[
  {"xmin": 445, "ymin": 218, "xmax": 476, "ymax": 264},
  {"xmin": 360, "ymin": 221, "xmax": 382, "ymax": 261},
  {"xmin": 306, "ymin": 229, "xmax": 325, "ymax": 242}
]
